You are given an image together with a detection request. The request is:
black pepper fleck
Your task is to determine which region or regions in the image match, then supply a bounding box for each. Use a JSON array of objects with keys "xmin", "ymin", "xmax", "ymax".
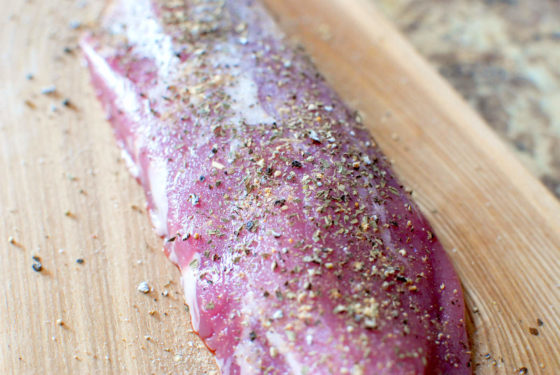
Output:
[
  {"xmin": 274, "ymin": 199, "xmax": 286, "ymax": 207},
  {"xmin": 246, "ymin": 221, "xmax": 255, "ymax": 231},
  {"xmin": 291, "ymin": 160, "xmax": 302, "ymax": 168},
  {"xmin": 32, "ymin": 257, "xmax": 43, "ymax": 272}
]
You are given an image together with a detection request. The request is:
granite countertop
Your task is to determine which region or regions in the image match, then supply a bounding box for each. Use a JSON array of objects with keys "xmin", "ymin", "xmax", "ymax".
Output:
[{"xmin": 372, "ymin": 0, "xmax": 560, "ymax": 198}]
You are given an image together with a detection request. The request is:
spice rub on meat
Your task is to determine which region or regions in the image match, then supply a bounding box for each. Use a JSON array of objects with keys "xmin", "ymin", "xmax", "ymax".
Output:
[{"xmin": 82, "ymin": 0, "xmax": 471, "ymax": 373}]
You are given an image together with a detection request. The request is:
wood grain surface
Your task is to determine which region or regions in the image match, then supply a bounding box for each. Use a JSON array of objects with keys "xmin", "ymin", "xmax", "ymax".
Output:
[{"xmin": 1, "ymin": 0, "xmax": 559, "ymax": 374}]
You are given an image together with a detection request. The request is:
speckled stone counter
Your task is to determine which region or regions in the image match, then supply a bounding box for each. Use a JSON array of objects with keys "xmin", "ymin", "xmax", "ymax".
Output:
[{"xmin": 372, "ymin": 0, "xmax": 560, "ymax": 198}]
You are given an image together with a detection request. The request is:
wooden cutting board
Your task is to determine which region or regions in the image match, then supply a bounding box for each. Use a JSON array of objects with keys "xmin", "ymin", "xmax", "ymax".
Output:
[{"xmin": 1, "ymin": 0, "xmax": 559, "ymax": 373}]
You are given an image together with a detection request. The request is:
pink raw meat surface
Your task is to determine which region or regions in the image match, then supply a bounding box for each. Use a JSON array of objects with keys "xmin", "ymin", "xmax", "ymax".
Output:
[{"xmin": 82, "ymin": 0, "xmax": 471, "ymax": 373}]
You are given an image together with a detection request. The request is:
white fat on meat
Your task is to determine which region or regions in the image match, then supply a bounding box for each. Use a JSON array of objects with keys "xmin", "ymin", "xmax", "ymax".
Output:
[
  {"xmin": 121, "ymin": 149, "xmax": 140, "ymax": 179},
  {"xmin": 107, "ymin": 0, "xmax": 177, "ymax": 77},
  {"xmin": 81, "ymin": 42, "xmax": 143, "ymax": 118},
  {"xmin": 213, "ymin": 45, "xmax": 275, "ymax": 126},
  {"xmin": 167, "ymin": 247, "xmax": 179, "ymax": 266},
  {"xmin": 233, "ymin": 338, "xmax": 261, "ymax": 375},
  {"xmin": 147, "ymin": 158, "xmax": 169, "ymax": 237},
  {"xmin": 265, "ymin": 331, "xmax": 305, "ymax": 374},
  {"xmin": 181, "ymin": 253, "xmax": 201, "ymax": 331},
  {"xmin": 226, "ymin": 70, "xmax": 274, "ymax": 125}
]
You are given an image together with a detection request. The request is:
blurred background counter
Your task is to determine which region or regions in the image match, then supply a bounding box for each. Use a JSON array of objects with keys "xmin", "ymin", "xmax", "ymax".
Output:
[{"xmin": 373, "ymin": 0, "xmax": 560, "ymax": 198}]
